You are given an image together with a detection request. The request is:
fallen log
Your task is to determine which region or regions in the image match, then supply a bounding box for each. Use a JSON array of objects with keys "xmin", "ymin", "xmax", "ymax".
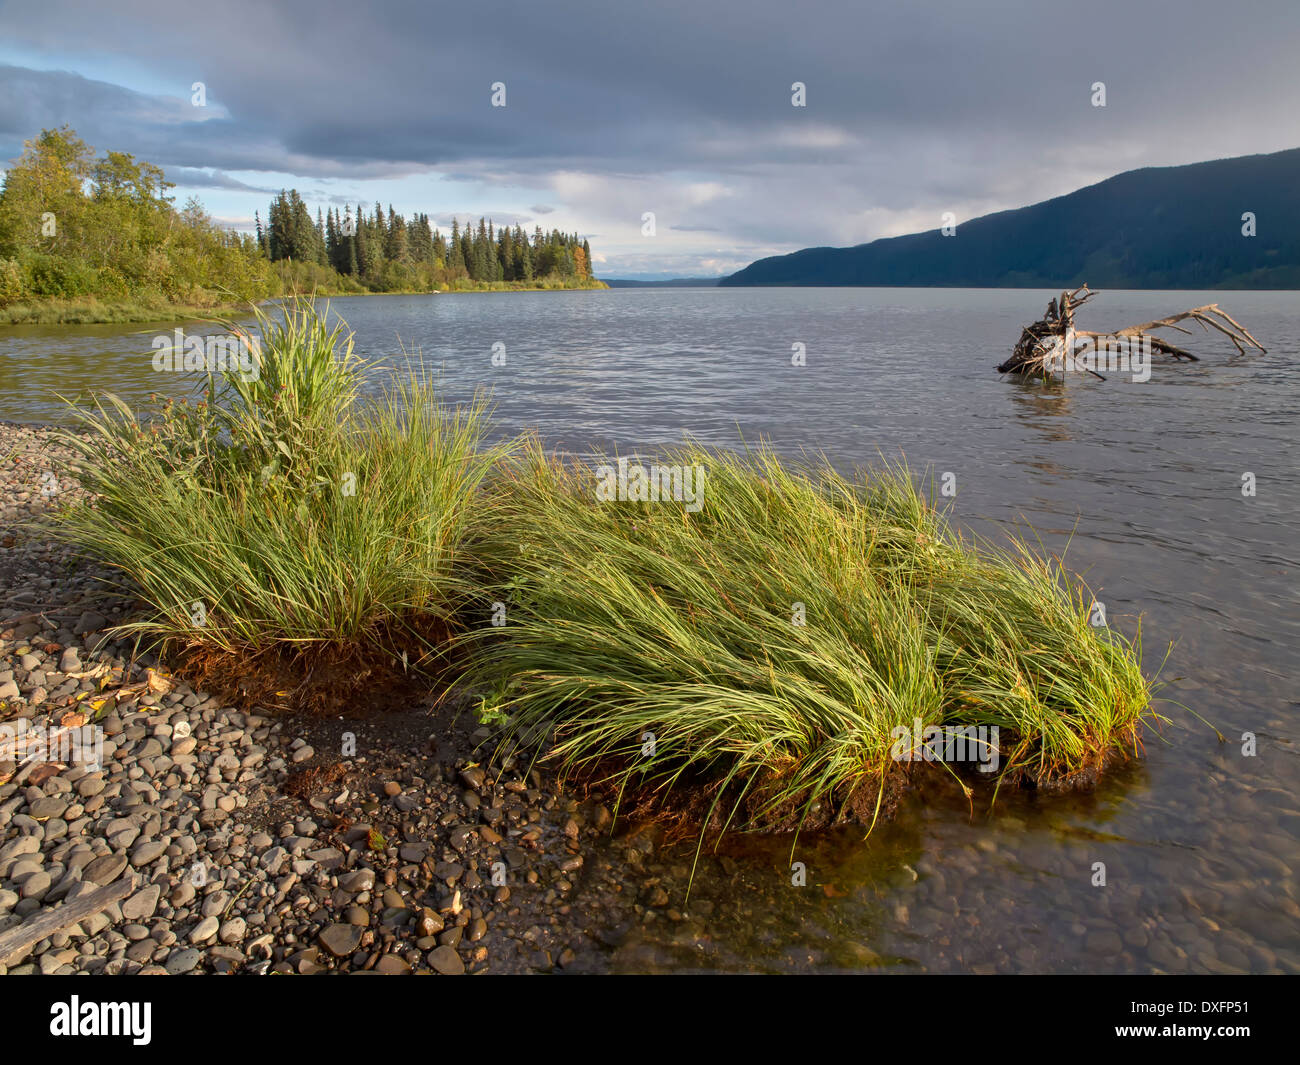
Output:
[
  {"xmin": 0, "ymin": 876, "xmax": 133, "ymax": 965},
  {"xmin": 997, "ymin": 286, "xmax": 1266, "ymax": 379}
]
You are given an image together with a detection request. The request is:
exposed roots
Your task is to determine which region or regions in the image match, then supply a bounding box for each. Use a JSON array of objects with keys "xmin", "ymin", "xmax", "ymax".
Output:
[
  {"xmin": 166, "ymin": 614, "xmax": 458, "ymax": 716},
  {"xmin": 998, "ymin": 284, "xmax": 1266, "ymax": 379}
]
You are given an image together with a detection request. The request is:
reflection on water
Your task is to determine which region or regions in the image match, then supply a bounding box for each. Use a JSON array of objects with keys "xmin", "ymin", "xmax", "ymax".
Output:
[{"xmin": 2, "ymin": 287, "xmax": 1297, "ymax": 972}]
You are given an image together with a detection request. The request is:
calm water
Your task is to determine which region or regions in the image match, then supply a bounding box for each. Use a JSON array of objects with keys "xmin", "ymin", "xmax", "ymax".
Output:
[{"xmin": 2, "ymin": 288, "xmax": 1297, "ymax": 972}]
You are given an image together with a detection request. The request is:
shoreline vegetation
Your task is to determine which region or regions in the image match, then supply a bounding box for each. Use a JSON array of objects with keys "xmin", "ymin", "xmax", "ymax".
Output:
[
  {"xmin": 35, "ymin": 298, "xmax": 1164, "ymax": 842},
  {"xmin": 0, "ymin": 127, "xmax": 605, "ymax": 327}
]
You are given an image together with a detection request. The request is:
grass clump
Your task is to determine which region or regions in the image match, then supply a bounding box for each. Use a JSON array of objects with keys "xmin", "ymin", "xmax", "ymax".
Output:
[
  {"xmin": 465, "ymin": 442, "xmax": 1157, "ymax": 834},
  {"xmin": 50, "ymin": 299, "xmax": 500, "ymax": 709}
]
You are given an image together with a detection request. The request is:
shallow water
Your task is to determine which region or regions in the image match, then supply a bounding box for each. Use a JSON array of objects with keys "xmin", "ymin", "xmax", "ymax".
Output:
[{"xmin": 2, "ymin": 287, "xmax": 1297, "ymax": 972}]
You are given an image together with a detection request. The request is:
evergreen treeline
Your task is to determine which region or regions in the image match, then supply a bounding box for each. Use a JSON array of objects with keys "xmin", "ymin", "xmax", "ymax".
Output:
[
  {"xmin": 0, "ymin": 126, "xmax": 602, "ymax": 321},
  {"xmin": 259, "ymin": 190, "xmax": 594, "ymax": 291}
]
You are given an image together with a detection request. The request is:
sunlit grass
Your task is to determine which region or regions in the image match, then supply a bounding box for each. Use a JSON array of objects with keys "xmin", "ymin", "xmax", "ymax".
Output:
[
  {"xmin": 50, "ymin": 298, "xmax": 502, "ymax": 660},
  {"xmin": 464, "ymin": 441, "xmax": 1157, "ymax": 831}
]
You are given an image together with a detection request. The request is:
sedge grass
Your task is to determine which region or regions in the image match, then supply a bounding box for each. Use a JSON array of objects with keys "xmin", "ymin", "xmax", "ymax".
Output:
[
  {"xmin": 464, "ymin": 441, "xmax": 1158, "ymax": 833},
  {"xmin": 49, "ymin": 299, "xmax": 503, "ymax": 666}
]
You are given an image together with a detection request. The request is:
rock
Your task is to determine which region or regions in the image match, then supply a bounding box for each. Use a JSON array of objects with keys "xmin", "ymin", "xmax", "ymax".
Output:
[
  {"xmin": 59, "ymin": 647, "xmax": 81, "ymax": 672},
  {"xmin": 340, "ymin": 869, "xmax": 375, "ymax": 893},
  {"xmin": 218, "ymin": 917, "xmax": 247, "ymax": 944},
  {"xmin": 190, "ymin": 916, "xmax": 219, "ymax": 943},
  {"xmin": 319, "ymin": 923, "xmax": 363, "ymax": 958},
  {"xmin": 122, "ymin": 884, "xmax": 161, "ymax": 921},
  {"xmin": 165, "ymin": 947, "xmax": 202, "ymax": 974},
  {"xmin": 0, "ymin": 836, "xmax": 40, "ymax": 863},
  {"xmin": 83, "ymin": 853, "xmax": 128, "ymax": 885},
  {"xmin": 28, "ymin": 796, "xmax": 67, "ymax": 821},
  {"xmin": 291, "ymin": 745, "xmax": 314, "ymax": 764},
  {"xmin": 642, "ymin": 885, "xmax": 669, "ymax": 908},
  {"xmin": 428, "ymin": 945, "xmax": 465, "ymax": 975},
  {"xmin": 376, "ymin": 954, "xmax": 412, "ymax": 974},
  {"xmin": 76, "ymin": 775, "xmax": 105, "ymax": 798},
  {"xmin": 259, "ymin": 846, "xmax": 288, "ymax": 875},
  {"xmin": 130, "ymin": 840, "xmax": 167, "ymax": 868},
  {"xmin": 1085, "ymin": 930, "xmax": 1124, "ymax": 955},
  {"xmin": 459, "ymin": 766, "xmax": 486, "ymax": 791},
  {"xmin": 74, "ymin": 611, "xmax": 108, "ymax": 636},
  {"xmin": 20, "ymin": 869, "xmax": 52, "ymax": 900}
]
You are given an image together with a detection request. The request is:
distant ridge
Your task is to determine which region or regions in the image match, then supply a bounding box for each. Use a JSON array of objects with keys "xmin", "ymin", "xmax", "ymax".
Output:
[{"xmin": 721, "ymin": 148, "xmax": 1300, "ymax": 289}]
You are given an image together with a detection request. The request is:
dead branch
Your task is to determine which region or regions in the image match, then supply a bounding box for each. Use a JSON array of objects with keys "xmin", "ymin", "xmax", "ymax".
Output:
[
  {"xmin": 0, "ymin": 877, "xmax": 134, "ymax": 965},
  {"xmin": 997, "ymin": 288, "xmax": 1266, "ymax": 379}
]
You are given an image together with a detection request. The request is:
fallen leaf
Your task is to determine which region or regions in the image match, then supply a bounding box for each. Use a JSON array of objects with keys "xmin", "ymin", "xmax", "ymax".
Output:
[{"xmin": 144, "ymin": 668, "xmax": 171, "ymax": 694}]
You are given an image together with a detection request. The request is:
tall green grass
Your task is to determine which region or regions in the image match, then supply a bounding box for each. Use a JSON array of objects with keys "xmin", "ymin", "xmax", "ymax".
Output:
[
  {"xmin": 50, "ymin": 299, "xmax": 501, "ymax": 660},
  {"xmin": 464, "ymin": 442, "xmax": 1157, "ymax": 831}
]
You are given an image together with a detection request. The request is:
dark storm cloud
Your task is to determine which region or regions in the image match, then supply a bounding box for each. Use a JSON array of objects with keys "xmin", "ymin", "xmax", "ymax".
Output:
[{"xmin": 3, "ymin": 0, "xmax": 1298, "ymax": 266}]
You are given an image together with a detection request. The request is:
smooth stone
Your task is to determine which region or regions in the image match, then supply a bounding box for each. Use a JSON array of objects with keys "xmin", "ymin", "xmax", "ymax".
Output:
[
  {"xmin": 319, "ymin": 923, "xmax": 363, "ymax": 958},
  {"xmin": 83, "ymin": 853, "xmax": 129, "ymax": 885},
  {"xmin": 428, "ymin": 945, "xmax": 465, "ymax": 975},
  {"xmin": 190, "ymin": 916, "xmax": 219, "ymax": 943},
  {"xmin": 122, "ymin": 884, "xmax": 161, "ymax": 921},
  {"xmin": 165, "ymin": 947, "xmax": 202, "ymax": 974}
]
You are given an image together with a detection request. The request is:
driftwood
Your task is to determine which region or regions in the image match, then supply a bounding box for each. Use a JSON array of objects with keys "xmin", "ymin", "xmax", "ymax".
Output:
[
  {"xmin": 0, "ymin": 876, "xmax": 134, "ymax": 965},
  {"xmin": 998, "ymin": 285, "xmax": 1266, "ymax": 379}
]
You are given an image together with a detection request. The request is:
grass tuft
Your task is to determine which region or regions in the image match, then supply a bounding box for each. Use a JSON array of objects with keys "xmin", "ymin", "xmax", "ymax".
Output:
[
  {"xmin": 464, "ymin": 441, "xmax": 1158, "ymax": 833},
  {"xmin": 49, "ymin": 299, "xmax": 502, "ymax": 705}
]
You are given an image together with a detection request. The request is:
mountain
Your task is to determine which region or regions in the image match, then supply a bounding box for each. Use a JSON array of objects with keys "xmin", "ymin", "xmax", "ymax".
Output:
[{"xmin": 721, "ymin": 148, "xmax": 1300, "ymax": 289}]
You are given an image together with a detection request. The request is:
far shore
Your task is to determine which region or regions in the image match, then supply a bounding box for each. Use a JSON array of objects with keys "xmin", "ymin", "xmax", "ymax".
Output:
[{"xmin": 0, "ymin": 280, "xmax": 608, "ymax": 328}]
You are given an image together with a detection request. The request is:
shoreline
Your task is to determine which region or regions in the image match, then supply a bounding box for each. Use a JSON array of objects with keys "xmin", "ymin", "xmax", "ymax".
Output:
[
  {"xmin": 0, "ymin": 281, "xmax": 609, "ymax": 328},
  {"xmin": 0, "ymin": 422, "xmax": 646, "ymax": 975}
]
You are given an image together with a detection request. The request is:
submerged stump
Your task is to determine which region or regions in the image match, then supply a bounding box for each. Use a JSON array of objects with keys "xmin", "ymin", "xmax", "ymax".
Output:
[{"xmin": 998, "ymin": 285, "xmax": 1266, "ymax": 380}]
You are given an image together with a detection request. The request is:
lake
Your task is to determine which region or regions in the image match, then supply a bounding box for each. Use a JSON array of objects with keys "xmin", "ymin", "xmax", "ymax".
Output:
[{"xmin": 2, "ymin": 287, "xmax": 1297, "ymax": 972}]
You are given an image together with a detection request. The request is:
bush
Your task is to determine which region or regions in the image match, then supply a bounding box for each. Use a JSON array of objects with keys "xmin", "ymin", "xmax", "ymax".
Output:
[
  {"xmin": 22, "ymin": 253, "xmax": 96, "ymax": 299},
  {"xmin": 0, "ymin": 258, "xmax": 22, "ymax": 305}
]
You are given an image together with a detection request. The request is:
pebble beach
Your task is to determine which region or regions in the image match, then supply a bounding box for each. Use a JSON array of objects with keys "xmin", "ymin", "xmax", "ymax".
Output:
[{"xmin": 0, "ymin": 421, "xmax": 650, "ymax": 975}]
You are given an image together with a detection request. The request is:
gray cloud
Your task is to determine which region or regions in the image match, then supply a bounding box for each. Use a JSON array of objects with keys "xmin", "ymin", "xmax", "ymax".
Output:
[
  {"xmin": 2, "ymin": 0, "xmax": 1297, "ymax": 276},
  {"xmin": 166, "ymin": 168, "xmax": 279, "ymax": 194}
]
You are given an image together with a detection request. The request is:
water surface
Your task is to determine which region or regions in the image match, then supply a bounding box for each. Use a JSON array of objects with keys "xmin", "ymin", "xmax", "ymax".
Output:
[{"xmin": 3, "ymin": 287, "xmax": 1296, "ymax": 972}]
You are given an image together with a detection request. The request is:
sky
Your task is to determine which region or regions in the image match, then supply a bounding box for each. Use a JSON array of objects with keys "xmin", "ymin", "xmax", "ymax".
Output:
[{"xmin": 1, "ymin": 0, "xmax": 1297, "ymax": 280}]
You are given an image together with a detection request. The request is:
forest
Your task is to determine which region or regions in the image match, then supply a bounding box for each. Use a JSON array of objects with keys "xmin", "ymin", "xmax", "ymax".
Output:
[
  {"xmin": 260, "ymin": 189, "xmax": 595, "ymax": 292},
  {"xmin": 0, "ymin": 127, "xmax": 601, "ymax": 322}
]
